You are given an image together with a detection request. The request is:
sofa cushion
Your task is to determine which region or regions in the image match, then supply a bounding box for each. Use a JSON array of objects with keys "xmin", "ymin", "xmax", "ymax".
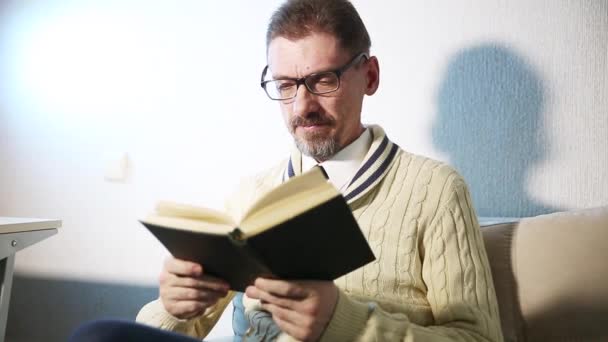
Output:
[
  {"xmin": 482, "ymin": 206, "xmax": 608, "ymax": 341},
  {"xmin": 481, "ymin": 221, "xmax": 524, "ymax": 342}
]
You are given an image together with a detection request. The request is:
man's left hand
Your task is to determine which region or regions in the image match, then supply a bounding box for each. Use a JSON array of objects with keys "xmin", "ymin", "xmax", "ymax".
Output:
[{"xmin": 245, "ymin": 278, "xmax": 338, "ymax": 342}]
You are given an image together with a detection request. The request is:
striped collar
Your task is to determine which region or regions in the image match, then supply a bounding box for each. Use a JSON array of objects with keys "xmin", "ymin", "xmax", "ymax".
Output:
[
  {"xmin": 301, "ymin": 128, "xmax": 372, "ymax": 193},
  {"xmin": 283, "ymin": 125, "xmax": 400, "ymax": 204}
]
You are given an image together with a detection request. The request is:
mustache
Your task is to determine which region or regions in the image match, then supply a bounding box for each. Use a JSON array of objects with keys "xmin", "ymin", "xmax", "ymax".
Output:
[{"xmin": 290, "ymin": 112, "xmax": 335, "ymax": 127}]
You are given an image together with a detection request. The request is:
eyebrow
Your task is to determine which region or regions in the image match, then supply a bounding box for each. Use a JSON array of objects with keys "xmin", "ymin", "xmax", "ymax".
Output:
[
  {"xmin": 270, "ymin": 72, "xmax": 293, "ymax": 80},
  {"xmin": 270, "ymin": 65, "xmax": 337, "ymax": 80}
]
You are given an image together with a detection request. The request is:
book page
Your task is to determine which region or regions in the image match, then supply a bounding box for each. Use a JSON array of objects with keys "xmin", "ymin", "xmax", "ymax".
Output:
[
  {"xmin": 239, "ymin": 168, "xmax": 340, "ymax": 237},
  {"xmin": 240, "ymin": 185, "xmax": 339, "ymax": 237},
  {"xmin": 142, "ymin": 201, "xmax": 236, "ymax": 234},
  {"xmin": 241, "ymin": 167, "xmax": 332, "ymax": 222},
  {"xmin": 142, "ymin": 214, "xmax": 234, "ymax": 235},
  {"xmin": 156, "ymin": 201, "xmax": 235, "ymax": 225}
]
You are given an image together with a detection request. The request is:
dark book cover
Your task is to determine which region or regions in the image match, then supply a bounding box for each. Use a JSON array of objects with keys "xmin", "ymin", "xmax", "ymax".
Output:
[{"xmin": 141, "ymin": 195, "xmax": 375, "ymax": 292}]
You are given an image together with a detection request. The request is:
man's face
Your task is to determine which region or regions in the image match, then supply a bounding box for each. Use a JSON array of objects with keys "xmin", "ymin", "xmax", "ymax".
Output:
[{"xmin": 267, "ymin": 32, "xmax": 377, "ymax": 161}]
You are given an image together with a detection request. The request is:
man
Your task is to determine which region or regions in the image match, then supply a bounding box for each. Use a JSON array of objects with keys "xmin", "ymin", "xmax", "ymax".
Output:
[{"xmin": 70, "ymin": 0, "xmax": 503, "ymax": 341}]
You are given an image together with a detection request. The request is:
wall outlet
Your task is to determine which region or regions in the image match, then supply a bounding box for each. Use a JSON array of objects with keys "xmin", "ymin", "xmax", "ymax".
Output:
[{"xmin": 104, "ymin": 153, "xmax": 130, "ymax": 182}]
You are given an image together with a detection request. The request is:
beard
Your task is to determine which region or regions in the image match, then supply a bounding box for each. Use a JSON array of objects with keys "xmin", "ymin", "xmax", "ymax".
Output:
[
  {"xmin": 294, "ymin": 133, "xmax": 339, "ymax": 161},
  {"xmin": 289, "ymin": 112, "xmax": 340, "ymax": 161}
]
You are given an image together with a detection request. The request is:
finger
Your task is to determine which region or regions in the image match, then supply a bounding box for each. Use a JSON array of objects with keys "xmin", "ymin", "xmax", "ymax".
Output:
[
  {"xmin": 254, "ymin": 278, "xmax": 307, "ymax": 298},
  {"xmin": 165, "ymin": 287, "xmax": 227, "ymax": 302},
  {"xmin": 164, "ymin": 257, "xmax": 202, "ymax": 277},
  {"xmin": 261, "ymin": 302, "xmax": 303, "ymax": 326},
  {"xmin": 165, "ymin": 300, "xmax": 207, "ymax": 319},
  {"xmin": 196, "ymin": 273, "xmax": 231, "ymax": 290},
  {"xmin": 270, "ymin": 311, "xmax": 310, "ymax": 342},
  {"xmin": 246, "ymin": 285, "xmax": 296, "ymax": 309},
  {"xmin": 167, "ymin": 273, "xmax": 230, "ymax": 292},
  {"xmin": 161, "ymin": 258, "xmax": 230, "ymax": 290}
]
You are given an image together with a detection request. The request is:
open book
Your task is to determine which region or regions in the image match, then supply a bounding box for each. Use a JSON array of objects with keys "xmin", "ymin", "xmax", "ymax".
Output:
[{"xmin": 140, "ymin": 167, "xmax": 375, "ymax": 292}]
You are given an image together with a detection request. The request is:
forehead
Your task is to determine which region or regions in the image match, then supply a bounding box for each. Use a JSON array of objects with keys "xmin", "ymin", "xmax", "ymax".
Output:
[{"xmin": 267, "ymin": 32, "xmax": 348, "ymax": 78}]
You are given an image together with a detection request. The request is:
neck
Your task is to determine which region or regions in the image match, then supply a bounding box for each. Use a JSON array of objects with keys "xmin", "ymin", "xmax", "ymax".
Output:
[{"xmin": 315, "ymin": 125, "xmax": 365, "ymax": 163}]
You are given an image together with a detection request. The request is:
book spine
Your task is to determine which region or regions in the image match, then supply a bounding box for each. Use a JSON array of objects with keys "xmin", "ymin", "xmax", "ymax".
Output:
[
  {"xmin": 228, "ymin": 228, "xmax": 246, "ymax": 245},
  {"xmin": 228, "ymin": 228, "xmax": 274, "ymax": 278}
]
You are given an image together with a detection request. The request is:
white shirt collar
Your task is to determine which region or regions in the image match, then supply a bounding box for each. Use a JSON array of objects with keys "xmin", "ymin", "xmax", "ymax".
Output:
[{"xmin": 302, "ymin": 127, "xmax": 372, "ymax": 193}]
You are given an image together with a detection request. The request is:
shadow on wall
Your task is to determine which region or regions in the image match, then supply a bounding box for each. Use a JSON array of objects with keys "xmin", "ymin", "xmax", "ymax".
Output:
[{"xmin": 432, "ymin": 43, "xmax": 560, "ymax": 218}]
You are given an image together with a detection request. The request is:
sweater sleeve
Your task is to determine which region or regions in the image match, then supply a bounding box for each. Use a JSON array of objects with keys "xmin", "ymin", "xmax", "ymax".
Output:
[
  {"xmin": 319, "ymin": 180, "xmax": 503, "ymax": 342},
  {"xmin": 135, "ymin": 291, "xmax": 235, "ymax": 338}
]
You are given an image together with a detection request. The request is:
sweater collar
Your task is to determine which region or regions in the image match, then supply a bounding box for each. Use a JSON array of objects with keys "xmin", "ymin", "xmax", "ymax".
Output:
[
  {"xmin": 301, "ymin": 128, "xmax": 372, "ymax": 194},
  {"xmin": 283, "ymin": 124, "xmax": 400, "ymax": 204}
]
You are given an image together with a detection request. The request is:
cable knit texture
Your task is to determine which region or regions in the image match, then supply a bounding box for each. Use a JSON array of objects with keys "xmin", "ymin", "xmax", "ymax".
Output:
[
  {"xmin": 136, "ymin": 125, "xmax": 503, "ymax": 341},
  {"xmin": 136, "ymin": 292, "xmax": 235, "ymax": 338}
]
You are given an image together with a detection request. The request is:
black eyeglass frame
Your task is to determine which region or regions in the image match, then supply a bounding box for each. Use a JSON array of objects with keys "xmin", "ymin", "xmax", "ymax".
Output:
[{"xmin": 260, "ymin": 52, "xmax": 370, "ymax": 101}]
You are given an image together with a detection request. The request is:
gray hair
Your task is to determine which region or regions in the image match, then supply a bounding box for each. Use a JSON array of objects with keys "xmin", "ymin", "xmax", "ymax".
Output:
[{"xmin": 266, "ymin": 0, "xmax": 372, "ymax": 55}]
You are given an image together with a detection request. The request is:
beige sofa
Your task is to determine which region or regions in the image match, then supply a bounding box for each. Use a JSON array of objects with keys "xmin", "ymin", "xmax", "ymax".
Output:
[{"xmin": 481, "ymin": 206, "xmax": 608, "ymax": 342}]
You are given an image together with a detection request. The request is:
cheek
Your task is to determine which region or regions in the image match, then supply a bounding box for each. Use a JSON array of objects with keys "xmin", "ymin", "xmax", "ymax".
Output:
[
  {"xmin": 317, "ymin": 97, "xmax": 341, "ymax": 119},
  {"xmin": 327, "ymin": 96, "xmax": 352, "ymax": 121},
  {"xmin": 279, "ymin": 103, "xmax": 292, "ymax": 124},
  {"xmin": 342, "ymin": 83, "xmax": 364, "ymax": 112}
]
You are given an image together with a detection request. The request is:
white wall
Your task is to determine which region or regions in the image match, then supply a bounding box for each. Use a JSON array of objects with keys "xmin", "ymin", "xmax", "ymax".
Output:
[{"xmin": 1, "ymin": 0, "xmax": 607, "ymax": 285}]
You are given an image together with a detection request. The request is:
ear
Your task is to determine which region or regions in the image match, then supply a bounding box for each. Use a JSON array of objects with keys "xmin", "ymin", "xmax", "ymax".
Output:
[{"xmin": 364, "ymin": 56, "xmax": 380, "ymax": 95}]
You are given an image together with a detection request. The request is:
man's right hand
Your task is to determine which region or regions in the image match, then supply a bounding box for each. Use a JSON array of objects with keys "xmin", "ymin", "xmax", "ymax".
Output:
[{"xmin": 159, "ymin": 257, "xmax": 231, "ymax": 320}]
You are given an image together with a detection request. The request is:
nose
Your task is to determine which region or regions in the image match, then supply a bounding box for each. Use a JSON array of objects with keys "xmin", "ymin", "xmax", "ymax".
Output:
[{"xmin": 292, "ymin": 83, "xmax": 320, "ymax": 118}]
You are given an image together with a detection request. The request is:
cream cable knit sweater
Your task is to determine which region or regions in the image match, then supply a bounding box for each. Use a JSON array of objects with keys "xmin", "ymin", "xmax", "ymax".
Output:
[{"xmin": 137, "ymin": 125, "xmax": 503, "ymax": 341}]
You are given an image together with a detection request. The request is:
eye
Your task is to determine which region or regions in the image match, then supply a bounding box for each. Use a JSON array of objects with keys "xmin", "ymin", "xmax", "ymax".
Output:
[
  {"xmin": 312, "ymin": 73, "xmax": 336, "ymax": 85},
  {"xmin": 308, "ymin": 72, "xmax": 339, "ymax": 92},
  {"xmin": 275, "ymin": 80, "xmax": 296, "ymax": 91},
  {"xmin": 318, "ymin": 76, "xmax": 336, "ymax": 85}
]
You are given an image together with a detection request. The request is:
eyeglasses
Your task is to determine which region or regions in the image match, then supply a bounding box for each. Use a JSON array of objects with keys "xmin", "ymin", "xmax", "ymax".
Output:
[{"xmin": 260, "ymin": 52, "xmax": 369, "ymax": 101}]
